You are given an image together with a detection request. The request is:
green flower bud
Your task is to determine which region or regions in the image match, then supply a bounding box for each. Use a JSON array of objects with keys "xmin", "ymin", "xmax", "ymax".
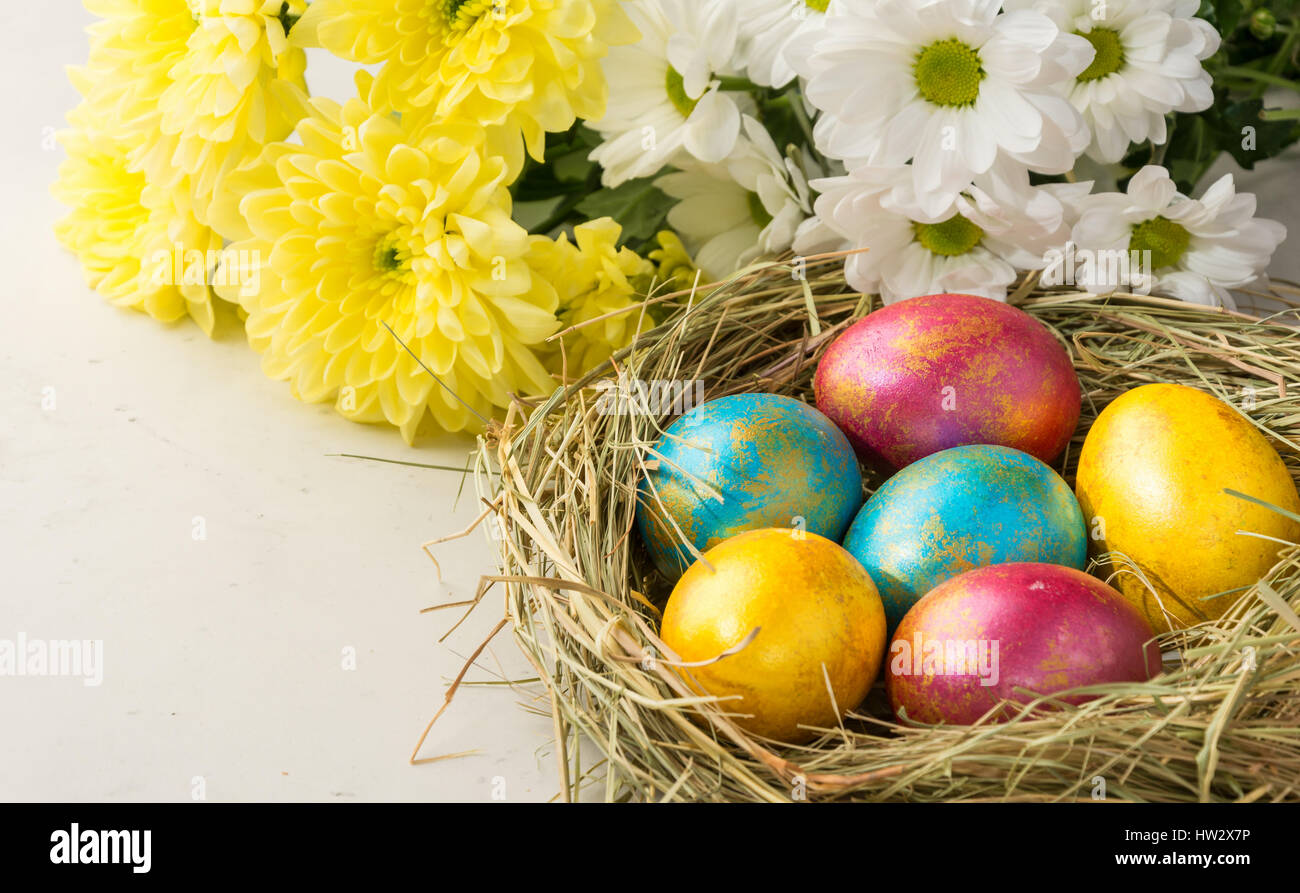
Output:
[{"xmin": 1251, "ymin": 9, "xmax": 1278, "ymax": 41}]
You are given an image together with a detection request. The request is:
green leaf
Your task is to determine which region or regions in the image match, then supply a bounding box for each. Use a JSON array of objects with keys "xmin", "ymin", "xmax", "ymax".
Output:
[
  {"xmin": 513, "ymin": 197, "xmax": 567, "ymax": 233},
  {"xmin": 1216, "ymin": 97, "xmax": 1300, "ymax": 168},
  {"xmin": 1162, "ymin": 112, "xmax": 1217, "ymax": 194},
  {"xmin": 571, "ymin": 123, "xmax": 604, "ymax": 149},
  {"xmin": 1212, "ymin": 0, "xmax": 1245, "ymax": 37},
  {"xmin": 755, "ymin": 93, "xmax": 809, "ymax": 158},
  {"xmin": 1157, "ymin": 87, "xmax": 1300, "ymax": 193},
  {"xmin": 552, "ymin": 147, "xmax": 596, "ymax": 184},
  {"xmin": 576, "ymin": 179, "xmax": 674, "ymax": 246},
  {"xmin": 509, "ymin": 123, "xmax": 602, "ymax": 204}
]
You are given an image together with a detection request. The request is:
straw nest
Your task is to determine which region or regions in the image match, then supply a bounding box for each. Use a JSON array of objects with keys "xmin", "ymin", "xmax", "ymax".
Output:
[{"xmin": 447, "ymin": 253, "xmax": 1300, "ymax": 802}]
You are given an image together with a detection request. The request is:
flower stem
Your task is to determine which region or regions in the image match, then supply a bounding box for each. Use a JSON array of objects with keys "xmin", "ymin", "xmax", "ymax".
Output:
[
  {"xmin": 1255, "ymin": 26, "xmax": 1300, "ymax": 99},
  {"xmin": 716, "ymin": 75, "xmax": 758, "ymax": 93},
  {"xmin": 1218, "ymin": 65, "xmax": 1300, "ymax": 94},
  {"xmin": 786, "ymin": 87, "xmax": 817, "ymax": 152},
  {"xmin": 1259, "ymin": 106, "xmax": 1300, "ymax": 121}
]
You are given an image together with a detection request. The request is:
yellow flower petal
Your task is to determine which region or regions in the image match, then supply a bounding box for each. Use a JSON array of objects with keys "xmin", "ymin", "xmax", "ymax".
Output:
[
  {"xmin": 299, "ymin": 0, "xmax": 636, "ymax": 163},
  {"xmin": 229, "ymin": 91, "xmax": 561, "ymax": 436},
  {"xmin": 53, "ymin": 101, "xmax": 223, "ymax": 335},
  {"xmin": 79, "ymin": 0, "xmax": 310, "ymax": 227}
]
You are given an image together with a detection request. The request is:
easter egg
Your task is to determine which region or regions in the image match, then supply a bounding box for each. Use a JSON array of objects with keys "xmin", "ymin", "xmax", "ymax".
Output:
[
  {"xmin": 1075, "ymin": 383, "xmax": 1300, "ymax": 631},
  {"xmin": 843, "ymin": 444, "xmax": 1087, "ymax": 631},
  {"xmin": 661, "ymin": 529, "xmax": 887, "ymax": 742},
  {"xmin": 637, "ymin": 393, "xmax": 862, "ymax": 579},
  {"xmin": 814, "ymin": 293, "xmax": 1081, "ymax": 470},
  {"xmin": 887, "ymin": 563, "xmax": 1161, "ymax": 725}
]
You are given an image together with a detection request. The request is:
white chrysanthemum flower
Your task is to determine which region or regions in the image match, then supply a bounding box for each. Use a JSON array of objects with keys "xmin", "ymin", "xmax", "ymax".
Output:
[
  {"xmin": 1006, "ymin": 0, "xmax": 1219, "ymax": 163},
  {"xmin": 738, "ymin": 0, "xmax": 837, "ymax": 89},
  {"xmin": 1069, "ymin": 165, "xmax": 1286, "ymax": 309},
  {"xmin": 791, "ymin": 214, "xmax": 852, "ymax": 258},
  {"xmin": 792, "ymin": 0, "xmax": 1093, "ymax": 217},
  {"xmin": 588, "ymin": 0, "xmax": 751, "ymax": 186},
  {"xmin": 811, "ymin": 161, "xmax": 1088, "ymax": 302},
  {"xmin": 656, "ymin": 117, "xmax": 816, "ymax": 279}
]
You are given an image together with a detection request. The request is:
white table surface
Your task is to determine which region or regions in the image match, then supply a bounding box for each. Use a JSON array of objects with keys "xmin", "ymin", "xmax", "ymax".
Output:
[
  {"xmin": 2, "ymin": 3, "xmax": 561, "ymax": 803},
  {"xmin": 2, "ymin": 3, "xmax": 1296, "ymax": 803}
]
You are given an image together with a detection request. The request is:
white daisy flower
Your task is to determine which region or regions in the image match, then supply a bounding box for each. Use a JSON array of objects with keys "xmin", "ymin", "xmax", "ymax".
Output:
[
  {"xmin": 792, "ymin": 214, "xmax": 852, "ymax": 258},
  {"xmin": 588, "ymin": 0, "xmax": 750, "ymax": 186},
  {"xmin": 811, "ymin": 161, "xmax": 1087, "ymax": 302},
  {"xmin": 656, "ymin": 117, "xmax": 817, "ymax": 279},
  {"xmin": 1006, "ymin": 0, "xmax": 1220, "ymax": 163},
  {"xmin": 792, "ymin": 0, "xmax": 1094, "ymax": 218},
  {"xmin": 1069, "ymin": 165, "xmax": 1286, "ymax": 308},
  {"xmin": 738, "ymin": 0, "xmax": 838, "ymax": 89}
]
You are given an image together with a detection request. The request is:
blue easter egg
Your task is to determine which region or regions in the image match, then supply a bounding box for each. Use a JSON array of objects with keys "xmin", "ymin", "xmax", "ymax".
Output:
[
  {"xmin": 843, "ymin": 444, "xmax": 1087, "ymax": 630},
  {"xmin": 637, "ymin": 393, "xmax": 863, "ymax": 579}
]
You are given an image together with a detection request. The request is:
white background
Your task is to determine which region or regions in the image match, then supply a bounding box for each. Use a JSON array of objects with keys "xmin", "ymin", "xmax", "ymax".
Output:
[
  {"xmin": 1, "ymin": 3, "xmax": 561, "ymax": 803},
  {"xmin": 1, "ymin": 3, "xmax": 1297, "ymax": 802}
]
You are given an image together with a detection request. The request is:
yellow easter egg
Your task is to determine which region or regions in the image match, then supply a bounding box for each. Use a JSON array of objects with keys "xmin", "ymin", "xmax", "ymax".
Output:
[
  {"xmin": 659, "ymin": 528, "xmax": 887, "ymax": 742},
  {"xmin": 1075, "ymin": 383, "xmax": 1300, "ymax": 631}
]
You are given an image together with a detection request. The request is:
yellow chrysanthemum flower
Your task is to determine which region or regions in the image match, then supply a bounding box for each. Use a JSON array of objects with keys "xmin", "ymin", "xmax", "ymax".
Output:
[
  {"xmin": 530, "ymin": 218, "xmax": 653, "ymax": 376},
  {"xmin": 647, "ymin": 230, "xmax": 700, "ymax": 292},
  {"xmin": 81, "ymin": 0, "xmax": 309, "ymax": 226},
  {"xmin": 53, "ymin": 95, "xmax": 223, "ymax": 334},
  {"xmin": 209, "ymin": 84, "xmax": 561, "ymax": 440},
  {"xmin": 294, "ymin": 0, "xmax": 638, "ymax": 163}
]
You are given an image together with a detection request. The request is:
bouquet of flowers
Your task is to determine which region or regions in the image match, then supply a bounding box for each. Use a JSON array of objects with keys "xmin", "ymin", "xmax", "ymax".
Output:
[{"xmin": 54, "ymin": 0, "xmax": 1300, "ymax": 442}]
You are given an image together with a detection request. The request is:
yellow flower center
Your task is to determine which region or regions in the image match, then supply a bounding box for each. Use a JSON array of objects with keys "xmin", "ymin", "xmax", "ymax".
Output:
[
  {"xmin": 914, "ymin": 38, "xmax": 985, "ymax": 108},
  {"xmin": 373, "ymin": 233, "xmax": 416, "ymax": 283},
  {"xmin": 913, "ymin": 214, "xmax": 984, "ymax": 256},
  {"xmin": 805, "ymin": 0, "xmax": 831, "ymax": 11},
  {"xmin": 666, "ymin": 66, "xmax": 699, "ymax": 119},
  {"xmin": 1129, "ymin": 216, "xmax": 1190, "ymax": 269},
  {"xmin": 440, "ymin": 0, "xmax": 495, "ymax": 32},
  {"xmin": 1076, "ymin": 28, "xmax": 1125, "ymax": 82}
]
